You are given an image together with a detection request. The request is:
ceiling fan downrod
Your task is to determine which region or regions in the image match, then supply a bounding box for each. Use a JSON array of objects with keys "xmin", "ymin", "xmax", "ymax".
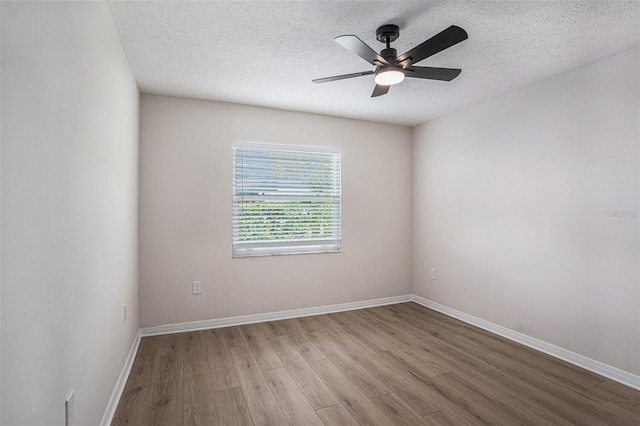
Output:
[{"xmin": 376, "ymin": 24, "xmax": 400, "ymax": 64}]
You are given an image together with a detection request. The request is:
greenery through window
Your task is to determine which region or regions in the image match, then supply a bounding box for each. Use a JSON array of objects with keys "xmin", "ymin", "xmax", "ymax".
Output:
[{"xmin": 233, "ymin": 142, "xmax": 341, "ymax": 257}]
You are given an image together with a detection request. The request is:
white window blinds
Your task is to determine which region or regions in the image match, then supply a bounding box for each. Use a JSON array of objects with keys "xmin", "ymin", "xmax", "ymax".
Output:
[{"xmin": 233, "ymin": 142, "xmax": 342, "ymax": 257}]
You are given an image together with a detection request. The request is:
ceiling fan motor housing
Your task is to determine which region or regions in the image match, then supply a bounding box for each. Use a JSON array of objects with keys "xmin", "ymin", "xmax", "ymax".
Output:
[{"xmin": 380, "ymin": 48, "xmax": 398, "ymax": 65}]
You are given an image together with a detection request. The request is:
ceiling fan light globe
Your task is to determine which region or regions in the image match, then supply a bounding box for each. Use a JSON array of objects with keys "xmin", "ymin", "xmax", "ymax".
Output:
[{"xmin": 374, "ymin": 68, "xmax": 405, "ymax": 86}]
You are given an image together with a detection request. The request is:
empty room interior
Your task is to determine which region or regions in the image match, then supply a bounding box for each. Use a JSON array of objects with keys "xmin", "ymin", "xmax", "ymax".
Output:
[{"xmin": 1, "ymin": 0, "xmax": 640, "ymax": 425}]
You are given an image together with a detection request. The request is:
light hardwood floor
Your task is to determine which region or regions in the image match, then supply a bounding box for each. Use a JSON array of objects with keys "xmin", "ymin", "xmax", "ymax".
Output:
[{"xmin": 112, "ymin": 302, "xmax": 640, "ymax": 425}]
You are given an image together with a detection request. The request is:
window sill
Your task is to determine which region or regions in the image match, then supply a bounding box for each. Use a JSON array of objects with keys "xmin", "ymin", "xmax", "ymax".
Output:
[
  {"xmin": 232, "ymin": 249, "xmax": 341, "ymax": 258},
  {"xmin": 232, "ymin": 241, "xmax": 341, "ymax": 258}
]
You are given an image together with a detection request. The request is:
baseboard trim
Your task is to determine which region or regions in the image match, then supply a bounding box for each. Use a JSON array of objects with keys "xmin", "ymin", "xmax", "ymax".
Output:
[
  {"xmin": 100, "ymin": 329, "xmax": 142, "ymax": 426},
  {"xmin": 411, "ymin": 295, "xmax": 640, "ymax": 391},
  {"xmin": 140, "ymin": 294, "xmax": 412, "ymax": 337}
]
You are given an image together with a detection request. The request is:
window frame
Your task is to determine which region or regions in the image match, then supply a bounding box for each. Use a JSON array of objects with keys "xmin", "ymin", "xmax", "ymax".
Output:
[{"xmin": 232, "ymin": 141, "xmax": 342, "ymax": 258}]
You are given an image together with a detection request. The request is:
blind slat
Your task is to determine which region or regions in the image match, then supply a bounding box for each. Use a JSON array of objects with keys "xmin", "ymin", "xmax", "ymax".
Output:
[{"xmin": 233, "ymin": 145, "xmax": 341, "ymax": 257}]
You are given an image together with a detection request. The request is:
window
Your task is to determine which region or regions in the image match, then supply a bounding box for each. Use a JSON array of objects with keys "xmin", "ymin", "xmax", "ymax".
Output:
[{"xmin": 233, "ymin": 142, "xmax": 342, "ymax": 257}]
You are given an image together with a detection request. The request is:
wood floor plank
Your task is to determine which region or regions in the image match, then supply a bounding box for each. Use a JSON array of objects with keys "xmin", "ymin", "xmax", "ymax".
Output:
[
  {"xmin": 429, "ymin": 372, "xmax": 525, "ymax": 425},
  {"xmin": 335, "ymin": 338, "xmax": 443, "ymax": 416},
  {"xmin": 374, "ymin": 314, "xmax": 442, "ymax": 341},
  {"xmin": 483, "ymin": 356, "xmax": 629, "ymax": 426},
  {"xmin": 485, "ymin": 367, "xmax": 611, "ymax": 426},
  {"xmin": 222, "ymin": 326, "xmax": 248, "ymax": 348},
  {"xmin": 436, "ymin": 364, "xmax": 570, "ymax": 425},
  {"xmin": 602, "ymin": 396, "xmax": 640, "ymax": 424},
  {"xmin": 376, "ymin": 349, "xmax": 448, "ymax": 379},
  {"xmin": 599, "ymin": 383, "xmax": 640, "ymax": 424},
  {"xmin": 239, "ymin": 322, "xmax": 267, "ymax": 340},
  {"xmin": 267, "ymin": 318, "xmax": 305, "ymax": 337},
  {"xmin": 369, "ymin": 319, "xmax": 427, "ymax": 349},
  {"xmin": 427, "ymin": 329, "xmax": 491, "ymax": 358},
  {"xmin": 367, "ymin": 350, "xmax": 489, "ymax": 419},
  {"xmin": 377, "ymin": 303, "xmax": 406, "ymax": 317},
  {"xmin": 150, "ymin": 334, "xmax": 185, "ymax": 425},
  {"xmin": 371, "ymin": 392, "xmax": 430, "ymax": 425},
  {"xmin": 241, "ymin": 327, "xmax": 284, "ymax": 371},
  {"xmin": 290, "ymin": 315, "xmax": 325, "ymax": 333},
  {"xmin": 184, "ymin": 374, "xmax": 218, "ymax": 426},
  {"xmin": 597, "ymin": 379, "xmax": 640, "ymax": 401},
  {"xmin": 396, "ymin": 304, "xmax": 466, "ymax": 334},
  {"xmin": 311, "ymin": 314, "xmax": 352, "ymax": 340},
  {"xmin": 157, "ymin": 332, "xmax": 185, "ymax": 356},
  {"xmin": 341, "ymin": 320, "xmax": 393, "ymax": 352},
  {"xmin": 423, "ymin": 408, "xmax": 479, "ymax": 426},
  {"xmin": 360, "ymin": 306, "xmax": 402, "ymax": 324},
  {"xmin": 202, "ymin": 328, "xmax": 241, "ymax": 391},
  {"xmin": 480, "ymin": 351, "xmax": 625, "ymax": 415},
  {"xmin": 394, "ymin": 312, "xmax": 463, "ymax": 338},
  {"xmin": 384, "ymin": 316, "xmax": 457, "ymax": 349},
  {"xmin": 409, "ymin": 340, "xmax": 495, "ymax": 377},
  {"xmin": 209, "ymin": 348, "xmax": 241, "ymax": 391},
  {"xmin": 268, "ymin": 335, "xmax": 340, "ymax": 409},
  {"xmin": 263, "ymin": 367, "xmax": 324, "ymax": 426},
  {"xmin": 328, "ymin": 310, "xmax": 363, "ymax": 325},
  {"xmin": 126, "ymin": 337, "xmax": 159, "ymax": 387},
  {"xmin": 315, "ymin": 404, "xmax": 361, "ymax": 426},
  {"xmin": 309, "ymin": 358, "xmax": 395, "ymax": 426},
  {"xmin": 112, "ymin": 385, "xmax": 154, "ymax": 426},
  {"xmin": 375, "ymin": 319, "xmax": 433, "ymax": 347},
  {"xmin": 247, "ymin": 321, "xmax": 282, "ymax": 339},
  {"xmin": 151, "ymin": 379, "xmax": 184, "ymax": 426},
  {"xmin": 155, "ymin": 349, "xmax": 183, "ymax": 390},
  {"xmin": 503, "ymin": 349, "xmax": 617, "ymax": 405},
  {"xmin": 374, "ymin": 348, "xmax": 441, "ymax": 384},
  {"xmin": 288, "ymin": 332, "xmax": 326, "ymax": 362},
  {"xmin": 214, "ymin": 387, "xmax": 254, "ymax": 426},
  {"xmin": 183, "ymin": 331, "xmax": 210, "ymax": 378},
  {"xmin": 460, "ymin": 326, "xmax": 609, "ymax": 389},
  {"xmin": 404, "ymin": 303, "xmax": 467, "ymax": 328},
  {"xmin": 308, "ymin": 331, "xmax": 391, "ymax": 398},
  {"xmin": 229, "ymin": 345, "xmax": 287, "ymax": 426},
  {"xmin": 260, "ymin": 321, "xmax": 286, "ymax": 337},
  {"xmin": 324, "ymin": 312, "xmax": 358, "ymax": 334},
  {"xmin": 201, "ymin": 328, "xmax": 226, "ymax": 354},
  {"xmin": 352, "ymin": 310, "xmax": 427, "ymax": 349}
]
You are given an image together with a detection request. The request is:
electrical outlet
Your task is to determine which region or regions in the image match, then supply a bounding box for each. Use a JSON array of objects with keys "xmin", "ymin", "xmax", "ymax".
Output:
[
  {"xmin": 431, "ymin": 268, "xmax": 437, "ymax": 280},
  {"xmin": 192, "ymin": 281, "xmax": 202, "ymax": 295},
  {"xmin": 123, "ymin": 304, "xmax": 128, "ymax": 323},
  {"xmin": 65, "ymin": 390, "xmax": 74, "ymax": 426}
]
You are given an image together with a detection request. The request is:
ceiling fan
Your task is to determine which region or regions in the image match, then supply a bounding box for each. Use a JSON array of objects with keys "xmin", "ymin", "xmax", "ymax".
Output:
[{"xmin": 313, "ymin": 24, "xmax": 468, "ymax": 97}]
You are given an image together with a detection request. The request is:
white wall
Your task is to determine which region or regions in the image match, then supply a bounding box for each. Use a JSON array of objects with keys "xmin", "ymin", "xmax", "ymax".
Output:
[
  {"xmin": 1, "ymin": 2, "xmax": 139, "ymax": 424},
  {"xmin": 412, "ymin": 47, "xmax": 640, "ymax": 375},
  {"xmin": 139, "ymin": 95, "xmax": 412, "ymax": 327}
]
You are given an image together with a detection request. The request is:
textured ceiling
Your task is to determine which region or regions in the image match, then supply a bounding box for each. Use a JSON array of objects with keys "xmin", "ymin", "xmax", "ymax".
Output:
[{"xmin": 107, "ymin": 0, "xmax": 640, "ymax": 127}]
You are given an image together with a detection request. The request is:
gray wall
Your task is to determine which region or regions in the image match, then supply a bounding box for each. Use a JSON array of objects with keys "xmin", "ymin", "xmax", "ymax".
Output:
[
  {"xmin": 139, "ymin": 95, "xmax": 412, "ymax": 328},
  {"xmin": 1, "ymin": 2, "xmax": 140, "ymax": 424},
  {"xmin": 412, "ymin": 47, "xmax": 640, "ymax": 375}
]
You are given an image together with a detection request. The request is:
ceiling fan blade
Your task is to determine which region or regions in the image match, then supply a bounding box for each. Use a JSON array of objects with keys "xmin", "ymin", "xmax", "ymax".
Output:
[
  {"xmin": 396, "ymin": 25, "xmax": 468, "ymax": 66},
  {"xmin": 404, "ymin": 66, "xmax": 462, "ymax": 81},
  {"xmin": 335, "ymin": 35, "xmax": 389, "ymax": 66},
  {"xmin": 371, "ymin": 84, "xmax": 390, "ymax": 97},
  {"xmin": 312, "ymin": 70, "xmax": 374, "ymax": 83}
]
